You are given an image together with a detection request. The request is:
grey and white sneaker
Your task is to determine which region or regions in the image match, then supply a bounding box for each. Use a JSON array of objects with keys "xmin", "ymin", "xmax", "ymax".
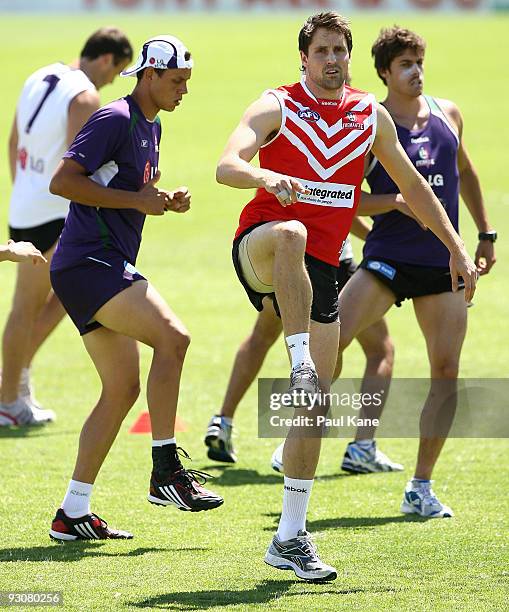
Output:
[
  {"xmin": 401, "ymin": 480, "xmax": 454, "ymax": 518},
  {"xmin": 204, "ymin": 415, "xmax": 237, "ymax": 463},
  {"xmin": 0, "ymin": 396, "xmax": 55, "ymax": 427},
  {"xmin": 288, "ymin": 362, "xmax": 319, "ymax": 396},
  {"xmin": 270, "ymin": 442, "xmax": 284, "ymax": 473},
  {"xmin": 265, "ymin": 530, "xmax": 337, "ymax": 582},
  {"xmin": 1, "ymin": 368, "xmax": 49, "ymax": 412},
  {"xmin": 341, "ymin": 440, "xmax": 403, "ymax": 474}
]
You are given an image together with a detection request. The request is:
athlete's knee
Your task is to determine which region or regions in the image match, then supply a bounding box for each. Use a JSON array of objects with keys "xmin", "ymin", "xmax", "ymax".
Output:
[
  {"xmin": 430, "ymin": 361, "xmax": 459, "ymax": 380},
  {"xmin": 174, "ymin": 329, "xmax": 191, "ymax": 361},
  {"xmin": 123, "ymin": 380, "xmax": 141, "ymax": 408},
  {"xmin": 248, "ymin": 326, "xmax": 280, "ymax": 353},
  {"xmin": 158, "ymin": 323, "xmax": 191, "ymax": 362},
  {"xmin": 364, "ymin": 336, "xmax": 395, "ymax": 373},
  {"xmin": 102, "ymin": 378, "xmax": 141, "ymax": 413},
  {"xmin": 338, "ymin": 331, "xmax": 355, "ymax": 354},
  {"xmin": 9, "ymin": 295, "xmax": 44, "ymax": 322},
  {"xmin": 274, "ymin": 221, "xmax": 307, "ymax": 251}
]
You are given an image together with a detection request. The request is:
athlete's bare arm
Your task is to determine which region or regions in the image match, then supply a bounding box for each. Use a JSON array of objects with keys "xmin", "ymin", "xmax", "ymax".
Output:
[
  {"xmin": 357, "ymin": 190, "xmax": 426, "ymax": 229},
  {"xmin": 50, "ymin": 160, "xmax": 188, "ymax": 216},
  {"xmin": 8, "ymin": 114, "xmax": 18, "ymax": 182},
  {"xmin": 216, "ymin": 94, "xmax": 308, "ymax": 206},
  {"xmin": 0, "ymin": 240, "xmax": 46, "ymax": 264},
  {"xmin": 67, "ymin": 89, "xmax": 101, "ymax": 146},
  {"xmin": 350, "ymin": 216, "xmax": 371, "ymax": 241},
  {"xmin": 372, "ymin": 103, "xmax": 477, "ymax": 300},
  {"xmin": 439, "ymin": 98, "xmax": 496, "ymax": 275}
]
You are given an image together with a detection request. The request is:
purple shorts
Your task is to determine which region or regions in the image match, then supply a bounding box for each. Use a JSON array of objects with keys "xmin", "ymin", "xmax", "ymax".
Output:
[{"xmin": 50, "ymin": 251, "xmax": 146, "ymax": 335}]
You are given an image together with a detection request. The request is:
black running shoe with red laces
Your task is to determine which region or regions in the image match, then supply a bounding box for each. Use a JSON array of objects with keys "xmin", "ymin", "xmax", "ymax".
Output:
[
  {"xmin": 148, "ymin": 467, "xmax": 224, "ymax": 512},
  {"xmin": 49, "ymin": 508, "xmax": 133, "ymax": 541}
]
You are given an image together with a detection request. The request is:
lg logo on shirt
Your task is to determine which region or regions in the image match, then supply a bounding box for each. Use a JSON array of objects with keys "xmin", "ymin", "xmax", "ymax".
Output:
[
  {"xmin": 17, "ymin": 147, "xmax": 44, "ymax": 173},
  {"xmin": 427, "ymin": 174, "xmax": 444, "ymax": 187}
]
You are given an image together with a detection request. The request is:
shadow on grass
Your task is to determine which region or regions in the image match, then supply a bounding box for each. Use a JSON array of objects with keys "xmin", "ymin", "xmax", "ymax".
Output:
[
  {"xmin": 0, "ymin": 427, "xmax": 74, "ymax": 439},
  {"xmin": 0, "ymin": 544, "xmax": 209, "ymax": 563},
  {"xmin": 262, "ymin": 512, "xmax": 424, "ymax": 531},
  {"xmin": 129, "ymin": 579, "xmax": 401, "ymax": 609},
  {"xmin": 202, "ymin": 466, "xmax": 349, "ymax": 487}
]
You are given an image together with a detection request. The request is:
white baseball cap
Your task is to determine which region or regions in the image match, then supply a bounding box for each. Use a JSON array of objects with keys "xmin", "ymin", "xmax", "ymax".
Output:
[{"xmin": 121, "ymin": 35, "xmax": 193, "ymax": 77}]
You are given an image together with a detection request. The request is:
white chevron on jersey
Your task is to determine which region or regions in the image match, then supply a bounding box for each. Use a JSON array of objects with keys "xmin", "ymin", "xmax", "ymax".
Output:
[
  {"xmin": 285, "ymin": 106, "xmax": 373, "ymax": 160},
  {"xmin": 284, "ymin": 129, "xmax": 373, "ymax": 181},
  {"xmin": 269, "ymin": 89, "xmax": 376, "ymax": 181}
]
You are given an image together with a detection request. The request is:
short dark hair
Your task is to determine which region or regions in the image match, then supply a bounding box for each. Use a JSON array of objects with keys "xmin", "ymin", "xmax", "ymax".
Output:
[
  {"xmin": 372, "ymin": 26, "xmax": 426, "ymax": 85},
  {"xmin": 80, "ymin": 26, "xmax": 133, "ymax": 66},
  {"xmin": 136, "ymin": 67, "xmax": 165, "ymax": 82},
  {"xmin": 298, "ymin": 12, "xmax": 353, "ymax": 56}
]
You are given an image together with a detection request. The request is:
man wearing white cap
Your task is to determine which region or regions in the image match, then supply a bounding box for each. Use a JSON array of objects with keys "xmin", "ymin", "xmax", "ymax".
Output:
[{"xmin": 47, "ymin": 35, "xmax": 223, "ymax": 542}]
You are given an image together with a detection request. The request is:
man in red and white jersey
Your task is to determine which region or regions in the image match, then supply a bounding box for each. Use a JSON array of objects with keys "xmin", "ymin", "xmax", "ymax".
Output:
[
  {"xmin": 0, "ymin": 28, "xmax": 132, "ymax": 428},
  {"xmin": 216, "ymin": 12, "xmax": 477, "ymax": 582}
]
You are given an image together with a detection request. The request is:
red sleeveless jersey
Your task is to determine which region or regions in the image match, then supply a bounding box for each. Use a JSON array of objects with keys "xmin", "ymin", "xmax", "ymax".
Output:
[{"xmin": 235, "ymin": 79, "xmax": 377, "ymax": 265}]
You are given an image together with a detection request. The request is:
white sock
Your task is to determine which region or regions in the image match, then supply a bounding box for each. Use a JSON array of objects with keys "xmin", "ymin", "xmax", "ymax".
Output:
[
  {"xmin": 276, "ymin": 476, "xmax": 314, "ymax": 541},
  {"xmin": 152, "ymin": 437, "xmax": 176, "ymax": 447},
  {"xmin": 20, "ymin": 367, "xmax": 31, "ymax": 386},
  {"xmin": 285, "ymin": 333, "xmax": 314, "ymax": 369},
  {"xmin": 412, "ymin": 478, "xmax": 431, "ymax": 486},
  {"xmin": 219, "ymin": 416, "xmax": 233, "ymax": 426},
  {"xmin": 61, "ymin": 479, "xmax": 93, "ymax": 518}
]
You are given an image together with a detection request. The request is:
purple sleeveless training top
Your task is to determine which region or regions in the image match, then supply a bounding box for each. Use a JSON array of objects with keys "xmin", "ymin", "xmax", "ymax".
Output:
[{"xmin": 364, "ymin": 95, "xmax": 459, "ymax": 267}]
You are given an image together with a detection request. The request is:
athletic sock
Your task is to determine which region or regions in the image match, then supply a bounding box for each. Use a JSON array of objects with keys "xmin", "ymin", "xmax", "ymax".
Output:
[
  {"xmin": 276, "ymin": 476, "xmax": 314, "ymax": 541},
  {"xmin": 19, "ymin": 367, "xmax": 30, "ymax": 387},
  {"xmin": 61, "ymin": 479, "xmax": 93, "ymax": 518},
  {"xmin": 412, "ymin": 478, "xmax": 431, "ymax": 487},
  {"xmin": 151, "ymin": 437, "xmax": 176, "ymax": 447},
  {"xmin": 152, "ymin": 438, "xmax": 183, "ymax": 478},
  {"xmin": 285, "ymin": 333, "xmax": 314, "ymax": 369}
]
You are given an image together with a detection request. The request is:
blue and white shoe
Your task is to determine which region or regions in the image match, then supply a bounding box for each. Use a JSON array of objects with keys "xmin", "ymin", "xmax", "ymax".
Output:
[
  {"xmin": 270, "ymin": 442, "xmax": 284, "ymax": 473},
  {"xmin": 341, "ymin": 440, "xmax": 403, "ymax": 474},
  {"xmin": 401, "ymin": 480, "xmax": 454, "ymax": 518},
  {"xmin": 204, "ymin": 415, "xmax": 237, "ymax": 463}
]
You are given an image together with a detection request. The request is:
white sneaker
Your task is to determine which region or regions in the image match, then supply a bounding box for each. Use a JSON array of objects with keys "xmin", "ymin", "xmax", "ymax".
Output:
[
  {"xmin": 0, "ymin": 397, "xmax": 56, "ymax": 427},
  {"xmin": 401, "ymin": 480, "xmax": 454, "ymax": 518},
  {"xmin": 0, "ymin": 368, "xmax": 48, "ymax": 412},
  {"xmin": 265, "ymin": 530, "xmax": 337, "ymax": 582},
  {"xmin": 18, "ymin": 369, "xmax": 47, "ymax": 410},
  {"xmin": 271, "ymin": 442, "xmax": 284, "ymax": 473},
  {"xmin": 341, "ymin": 440, "xmax": 403, "ymax": 474}
]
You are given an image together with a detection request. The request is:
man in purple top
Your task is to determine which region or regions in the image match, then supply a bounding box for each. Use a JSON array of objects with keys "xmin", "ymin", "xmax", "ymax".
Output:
[
  {"xmin": 48, "ymin": 35, "xmax": 223, "ymax": 542},
  {"xmin": 334, "ymin": 26, "xmax": 496, "ymax": 517}
]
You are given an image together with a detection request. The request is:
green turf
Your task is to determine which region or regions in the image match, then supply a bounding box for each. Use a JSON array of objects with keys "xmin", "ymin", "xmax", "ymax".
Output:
[{"xmin": 0, "ymin": 13, "xmax": 508, "ymax": 611}]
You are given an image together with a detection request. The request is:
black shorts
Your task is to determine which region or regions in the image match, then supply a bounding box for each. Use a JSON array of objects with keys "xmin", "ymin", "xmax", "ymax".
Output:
[
  {"xmin": 337, "ymin": 258, "xmax": 357, "ymax": 292},
  {"xmin": 360, "ymin": 256, "xmax": 465, "ymax": 307},
  {"xmin": 9, "ymin": 218, "xmax": 65, "ymax": 255},
  {"xmin": 232, "ymin": 223, "xmax": 339, "ymax": 324}
]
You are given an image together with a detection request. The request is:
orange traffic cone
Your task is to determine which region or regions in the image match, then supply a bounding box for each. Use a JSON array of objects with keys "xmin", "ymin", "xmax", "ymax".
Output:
[{"xmin": 129, "ymin": 411, "xmax": 187, "ymax": 434}]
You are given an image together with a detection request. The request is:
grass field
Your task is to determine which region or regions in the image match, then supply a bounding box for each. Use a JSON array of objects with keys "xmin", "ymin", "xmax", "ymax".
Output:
[{"xmin": 0, "ymin": 12, "xmax": 508, "ymax": 611}]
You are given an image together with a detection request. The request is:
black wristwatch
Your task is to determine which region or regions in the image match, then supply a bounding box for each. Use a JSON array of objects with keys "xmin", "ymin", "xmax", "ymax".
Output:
[{"xmin": 478, "ymin": 230, "xmax": 497, "ymax": 243}]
